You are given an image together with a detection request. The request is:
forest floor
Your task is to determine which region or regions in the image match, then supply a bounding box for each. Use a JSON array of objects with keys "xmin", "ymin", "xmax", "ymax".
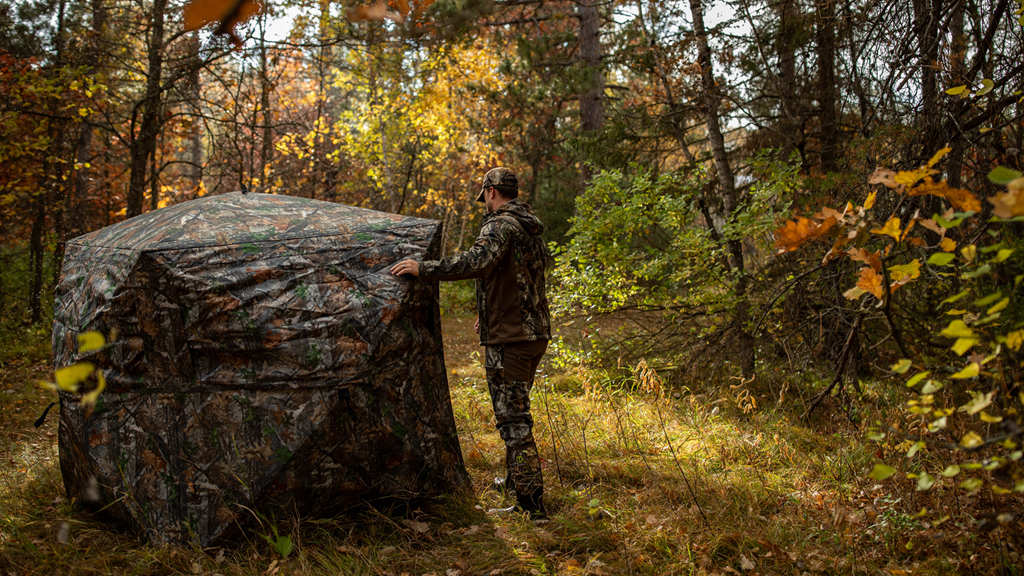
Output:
[{"xmin": 0, "ymin": 315, "xmax": 1020, "ymax": 575}]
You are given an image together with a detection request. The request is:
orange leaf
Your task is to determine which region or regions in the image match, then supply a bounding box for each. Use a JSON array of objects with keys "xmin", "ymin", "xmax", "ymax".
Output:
[
  {"xmin": 183, "ymin": 0, "xmax": 261, "ymax": 45},
  {"xmin": 848, "ymin": 247, "xmax": 882, "ymax": 272},
  {"xmin": 909, "ymin": 178, "xmax": 981, "ymax": 212},
  {"xmin": 857, "ymin": 267, "xmax": 885, "ymax": 299},
  {"xmin": 347, "ymin": 0, "xmax": 405, "ymax": 22},
  {"xmin": 775, "ymin": 216, "xmax": 837, "ymax": 253},
  {"xmin": 988, "ymin": 178, "xmax": 1024, "ymax": 219}
]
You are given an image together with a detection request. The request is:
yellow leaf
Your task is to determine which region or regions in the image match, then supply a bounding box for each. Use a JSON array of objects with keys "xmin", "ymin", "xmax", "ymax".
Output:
[
  {"xmin": 81, "ymin": 370, "xmax": 106, "ymax": 405},
  {"xmin": 940, "ymin": 319, "xmax": 974, "ymax": 338},
  {"xmin": 926, "ymin": 147, "xmax": 952, "ymax": 168},
  {"xmin": 894, "ymin": 168, "xmax": 936, "ymax": 188},
  {"xmin": 960, "ymin": 390, "xmax": 994, "ymax": 415},
  {"xmin": 1005, "ymin": 329, "xmax": 1024, "ymax": 351},
  {"xmin": 77, "ymin": 331, "xmax": 105, "ymax": 353},
  {"xmin": 961, "ymin": 244, "xmax": 977, "ymax": 263},
  {"xmin": 55, "ymin": 362, "xmax": 94, "ymax": 392},
  {"xmin": 939, "ymin": 237, "xmax": 956, "ymax": 251},
  {"xmin": 991, "ymin": 248, "xmax": 1015, "ymax": 263},
  {"xmin": 863, "ymin": 191, "xmax": 877, "ymax": 210},
  {"xmin": 891, "ymin": 359, "xmax": 912, "ymax": 374},
  {"xmin": 871, "ymin": 217, "xmax": 902, "ymax": 241},
  {"xmin": 945, "ymin": 84, "xmax": 968, "ymax": 96},
  {"xmin": 951, "ymin": 338, "xmax": 978, "ymax": 356},
  {"xmin": 888, "ymin": 259, "xmax": 921, "ymax": 282},
  {"xmin": 987, "ymin": 297, "xmax": 1010, "ymax": 315},
  {"xmin": 976, "ymin": 78, "xmax": 994, "ymax": 96},
  {"xmin": 980, "ymin": 411, "xmax": 1003, "ymax": 423},
  {"xmin": 960, "ymin": 431, "xmax": 984, "ymax": 449},
  {"xmin": 951, "ymin": 363, "xmax": 980, "ymax": 379}
]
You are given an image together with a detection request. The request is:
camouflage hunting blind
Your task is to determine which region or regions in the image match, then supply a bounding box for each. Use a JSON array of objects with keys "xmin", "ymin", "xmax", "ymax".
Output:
[{"xmin": 52, "ymin": 192, "xmax": 469, "ymax": 545}]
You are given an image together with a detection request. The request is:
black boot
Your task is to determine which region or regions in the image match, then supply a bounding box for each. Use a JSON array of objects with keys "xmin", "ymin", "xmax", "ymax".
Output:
[{"xmin": 517, "ymin": 489, "xmax": 547, "ymax": 521}]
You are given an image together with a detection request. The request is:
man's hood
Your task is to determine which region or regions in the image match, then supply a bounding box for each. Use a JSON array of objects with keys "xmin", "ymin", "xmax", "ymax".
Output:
[{"xmin": 490, "ymin": 199, "xmax": 545, "ymax": 236}]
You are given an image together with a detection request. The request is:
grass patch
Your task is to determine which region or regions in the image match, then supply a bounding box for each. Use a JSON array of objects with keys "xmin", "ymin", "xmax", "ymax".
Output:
[{"xmin": 1, "ymin": 316, "xmax": 1020, "ymax": 574}]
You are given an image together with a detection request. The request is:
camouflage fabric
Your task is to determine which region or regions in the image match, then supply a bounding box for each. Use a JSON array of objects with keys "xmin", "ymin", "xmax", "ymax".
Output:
[
  {"xmin": 485, "ymin": 341, "xmax": 547, "ymax": 512},
  {"xmin": 476, "ymin": 167, "xmax": 519, "ymax": 202},
  {"xmin": 53, "ymin": 192, "xmax": 469, "ymax": 546},
  {"xmin": 419, "ymin": 199, "xmax": 551, "ymax": 346}
]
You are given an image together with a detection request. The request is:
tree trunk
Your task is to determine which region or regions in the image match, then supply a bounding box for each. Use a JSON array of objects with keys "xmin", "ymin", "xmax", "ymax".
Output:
[
  {"xmin": 815, "ymin": 0, "xmax": 838, "ymax": 172},
  {"xmin": 258, "ymin": 14, "xmax": 274, "ymax": 189},
  {"xmin": 913, "ymin": 0, "xmax": 942, "ymax": 156},
  {"xmin": 150, "ymin": 134, "xmax": 160, "ymax": 210},
  {"xmin": 36, "ymin": 0, "xmax": 69, "ymax": 320},
  {"xmin": 774, "ymin": 0, "xmax": 800, "ymax": 161},
  {"xmin": 29, "ymin": 190, "xmax": 45, "ymax": 323},
  {"xmin": 946, "ymin": 0, "xmax": 966, "ymax": 187},
  {"xmin": 577, "ymin": 0, "xmax": 603, "ymax": 187},
  {"xmin": 577, "ymin": 0, "xmax": 603, "ymax": 134},
  {"xmin": 187, "ymin": 31, "xmax": 203, "ymax": 197},
  {"xmin": 127, "ymin": 0, "xmax": 167, "ymax": 217},
  {"xmin": 689, "ymin": 0, "xmax": 755, "ymax": 377}
]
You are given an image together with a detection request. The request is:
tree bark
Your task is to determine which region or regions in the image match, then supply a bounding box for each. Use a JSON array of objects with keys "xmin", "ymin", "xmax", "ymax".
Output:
[
  {"xmin": 577, "ymin": 0, "xmax": 603, "ymax": 134},
  {"xmin": 688, "ymin": 0, "xmax": 755, "ymax": 377},
  {"xmin": 187, "ymin": 31, "xmax": 203, "ymax": 197},
  {"xmin": 815, "ymin": 0, "xmax": 838, "ymax": 171},
  {"xmin": 946, "ymin": 0, "xmax": 966, "ymax": 187},
  {"xmin": 127, "ymin": 0, "xmax": 167, "ymax": 217},
  {"xmin": 29, "ymin": 190, "xmax": 45, "ymax": 323},
  {"xmin": 258, "ymin": 14, "xmax": 274, "ymax": 190},
  {"xmin": 577, "ymin": 0, "xmax": 603, "ymax": 187},
  {"xmin": 774, "ymin": 0, "xmax": 800, "ymax": 161},
  {"xmin": 913, "ymin": 0, "xmax": 942, "ymax": 157}
]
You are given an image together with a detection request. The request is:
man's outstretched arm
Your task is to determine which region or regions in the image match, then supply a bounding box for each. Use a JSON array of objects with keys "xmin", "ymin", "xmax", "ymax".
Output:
[{"xmin": 390, "ymin": 219, "xmax": 513, "ymax": 280}]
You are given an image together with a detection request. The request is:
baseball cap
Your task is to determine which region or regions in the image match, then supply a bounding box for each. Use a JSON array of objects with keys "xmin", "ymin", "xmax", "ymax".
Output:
[{"xmin": 476, "ymin": 167, "xmax": 518, "ymax": 202}]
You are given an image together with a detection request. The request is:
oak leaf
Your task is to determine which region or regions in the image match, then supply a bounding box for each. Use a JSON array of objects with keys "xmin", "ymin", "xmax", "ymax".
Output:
[
  {"xmin": 856, "ymin": 267, "xmax": 885, "ymax": 299},
  {"xmin": 847, "ymin": 247, "xmax": 882, "ymax": 271},
  {"xmin": 774, "ymin": 216, "xmax": 836, "ymax": 253},
  {"xmin": 909, "ymin": 178, "xmax": 981, "ymax": 212}
]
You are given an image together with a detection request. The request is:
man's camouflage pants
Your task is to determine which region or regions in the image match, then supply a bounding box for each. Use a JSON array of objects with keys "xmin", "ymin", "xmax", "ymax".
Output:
[{"xmin": 484, "ymin": 340, "xmax": 547, "ymax": 511}]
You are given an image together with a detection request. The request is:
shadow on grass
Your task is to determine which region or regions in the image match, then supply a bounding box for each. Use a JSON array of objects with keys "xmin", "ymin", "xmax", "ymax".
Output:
[{"xmin": 1, "ymin": 461, "xmax": 531, "ymax": 576}]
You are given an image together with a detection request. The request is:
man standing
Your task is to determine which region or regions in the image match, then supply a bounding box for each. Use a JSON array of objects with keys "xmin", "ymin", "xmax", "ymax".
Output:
[{"xmin": 390, "ymin": 167, "xmax": 551, "ymax": 518}]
